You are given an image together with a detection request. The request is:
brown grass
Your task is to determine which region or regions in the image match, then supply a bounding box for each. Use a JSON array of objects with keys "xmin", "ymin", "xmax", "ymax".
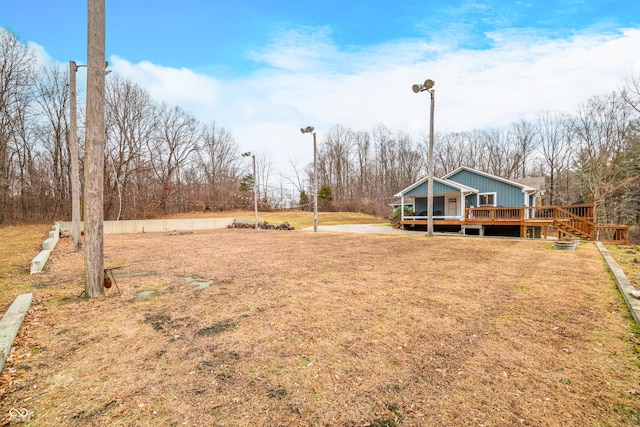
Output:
[
  {"xmin": 2, "ymin": 216, "xmax": 640, "ymax": 426},
  {"xmin": 0, "ymin": 224, "xmax": 51, "ymax": 309}
]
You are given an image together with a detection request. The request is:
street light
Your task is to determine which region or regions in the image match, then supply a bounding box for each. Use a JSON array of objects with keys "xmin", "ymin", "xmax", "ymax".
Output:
[
  {"xmin": 69, "ymin": 61, "xmax": 86, "ymax": 251},
  {"xmin": 69, "ymin": 60, "xmax": 110, "ymax": 252},
  {"xmin": 300, "ymin": 126, "xmax": 318, "ymax": 232},
  {"xmin": 242, "ymin": 152, "xmax": 258, "ymax": 229},
  {"xmin": 412, "ymin": 79, "xmax": 435, "ymax": 237}
]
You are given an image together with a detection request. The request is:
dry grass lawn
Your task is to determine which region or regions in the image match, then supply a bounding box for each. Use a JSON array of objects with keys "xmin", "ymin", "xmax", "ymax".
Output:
[{"xmin": 2, "ymin": 217, "xmax": 640, "ymax": 426}]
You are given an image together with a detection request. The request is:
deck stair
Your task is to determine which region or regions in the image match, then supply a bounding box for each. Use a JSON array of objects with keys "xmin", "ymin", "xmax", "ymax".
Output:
[{"xmin": 551, "ymin": 206, "xmax": 594, "ymax": 240}]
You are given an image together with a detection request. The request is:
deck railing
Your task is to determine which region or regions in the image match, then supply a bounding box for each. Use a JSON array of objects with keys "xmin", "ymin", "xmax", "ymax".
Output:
[
  {"xmin": 525, "ymin": 205, "xmax": 594, "ymax": 221},
  {"xmin": 594, "ymin": 225, "xmax": 630, "ymax": 243},
  {"xmin": 465, "ymin": 207, "xmax": 523, "ymax": 222}
]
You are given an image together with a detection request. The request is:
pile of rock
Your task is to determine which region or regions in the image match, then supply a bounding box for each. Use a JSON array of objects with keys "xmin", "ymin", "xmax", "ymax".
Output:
[{"xmin": 228, "ymin": 221, "xmax": 295, "ymax": 230}]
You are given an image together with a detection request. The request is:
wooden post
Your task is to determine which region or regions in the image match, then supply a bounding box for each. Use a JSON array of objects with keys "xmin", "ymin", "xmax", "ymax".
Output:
[
  {"xmin": 69, "ymin": 61, "xmax": 82, "ymax": 252},
  {"xmin": 84, "ymin": 0, "xmax": 106, "ymax": 298}
]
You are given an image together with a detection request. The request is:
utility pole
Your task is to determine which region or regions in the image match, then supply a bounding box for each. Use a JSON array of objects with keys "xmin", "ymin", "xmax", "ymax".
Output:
[
  {"xmin": 84, "ymin": 0, "xmax": 106, "ymax": 298},
  {"xmin": 69, "ymin": 61, "xmax": 83, "ymax": 252}
]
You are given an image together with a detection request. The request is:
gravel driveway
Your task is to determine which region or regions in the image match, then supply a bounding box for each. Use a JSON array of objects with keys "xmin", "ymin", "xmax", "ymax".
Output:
[{"xmin": 302, "ymin": 224, "xmax": 415, "ymax": 234}]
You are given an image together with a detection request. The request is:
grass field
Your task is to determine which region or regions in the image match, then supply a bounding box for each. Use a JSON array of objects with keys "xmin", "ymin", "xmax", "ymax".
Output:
[{"xmin": 1, "ymin": 212, "xmax": 640, "ymax": 426}]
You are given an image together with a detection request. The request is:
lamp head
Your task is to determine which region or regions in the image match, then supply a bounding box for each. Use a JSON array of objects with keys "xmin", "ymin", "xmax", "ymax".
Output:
[
  {"xmin": 412, "ymin": 79, "xmax": 435, "ymax": 93},
  {"xmin": 300, "ymin": 126, "xmax": 314, "ymax": 134},
  {"xmin": 242, "ymin": 152, "xmax": 251, "ymax": 157}
]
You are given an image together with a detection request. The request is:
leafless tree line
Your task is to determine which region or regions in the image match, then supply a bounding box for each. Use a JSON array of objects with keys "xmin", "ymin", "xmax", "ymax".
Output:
[
  {"xmin": 0, "ymin": 29, "xmax": 250, "ymax": 223},
  {"xmin": 1, "ymin": 28, "xmax": 639, "ymax": 225}
]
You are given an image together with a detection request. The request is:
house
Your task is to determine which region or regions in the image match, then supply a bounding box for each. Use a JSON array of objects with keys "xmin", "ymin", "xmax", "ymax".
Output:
[{"xmin": 394, "ymin": 166, "xmax": 627, "ymax": 242}]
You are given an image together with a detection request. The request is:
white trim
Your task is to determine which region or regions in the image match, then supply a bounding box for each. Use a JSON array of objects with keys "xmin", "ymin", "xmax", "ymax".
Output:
[{"xmin": 478, "ymin": 192, "xmax": 497, "ymax": 207}]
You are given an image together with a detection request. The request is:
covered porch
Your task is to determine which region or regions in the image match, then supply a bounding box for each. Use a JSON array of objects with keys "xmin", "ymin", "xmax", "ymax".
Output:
[{"xmin": 395, "ymin": 177, "xmax": 477, "ymax": 222}]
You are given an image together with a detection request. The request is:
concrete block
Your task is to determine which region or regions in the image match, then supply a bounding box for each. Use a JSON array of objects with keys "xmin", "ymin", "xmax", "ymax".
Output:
[
  {"xmin": 60, "ymin": 217, "xmax": 236, "ymax": 235},
  {"xmin": 42, "ymin": 237, "xmax": 54, "ymax": 251},
  {"xmin": 0, "ymin": 294, "xmax": 33, "ymax": 372},
  {"xmin": 30, "ymin": 250, "xmax": 50, "ymax": 274}
]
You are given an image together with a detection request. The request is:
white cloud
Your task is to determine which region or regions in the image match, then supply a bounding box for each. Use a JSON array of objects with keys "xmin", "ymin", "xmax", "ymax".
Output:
[
  {"xmin": 110, "ymin": 56, "xmax": 221, "ymax": 113},
  {"xmin": 110, "ymin": 26, "xmax": 640, "ymax": 176},
  {"xmin": 27, "ymin": 41, "xmax": 54, "ymax": 66}
]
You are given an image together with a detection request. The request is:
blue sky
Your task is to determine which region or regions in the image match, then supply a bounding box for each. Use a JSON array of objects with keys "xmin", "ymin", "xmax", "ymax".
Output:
[{"xmin": 2, "ymin": 0, "xmax": 640, "ymax": 177}]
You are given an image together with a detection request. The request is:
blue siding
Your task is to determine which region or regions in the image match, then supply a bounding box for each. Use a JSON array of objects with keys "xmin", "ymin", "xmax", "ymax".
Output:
[
  {"xmin": 405, "ymin": 180, "xmax": 459, "ymax": 197},
  {"xmin": 465, "ymin": 194, "xmax": 477, "ymax": 208},
  {"xmin": 448, "ymin": 170, "xmax": 525, "ymax": 207}
]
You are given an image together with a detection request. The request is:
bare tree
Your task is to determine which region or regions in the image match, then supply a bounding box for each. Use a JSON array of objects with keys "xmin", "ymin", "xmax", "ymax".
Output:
[
  {"xmin": 0, "ymin": 29, "xmax": 37, "ymax": 223},
  {"xmin": 11, "ymin": 89, "xmax": 40, "ymax": 220},
  {"xmin": 373, "ymin": 124, "xmax": 397, "ymax": 194},
  {"xmin": 149, "ymin": 104, "xmax": 201, "ymax": 215},
  {"xmin": 199, "ymin": 121, "xmax": 240, "ymax": 210},
  {"xmin": 353, "ymin": 130, "xmax": 372, "ymax": 198},
  {"xmin": 509, "ymin": 119, "xmax": 538, "ymax": 178},
  {"xmin": 536, "ymin": 112, "xmax": 572, "ymax": 205},
  {"xmin": 571, "ymin": 92, "xmax": 633, "ymax": 223},
  {"xmin": 482, "ymin": 127, "xmax": 520, "ymax": 178},
  {"xmin": 623, "ymin": 73, "xmax": 640, "ymax": 114},
  {"xmin": 253, "ymin": 151, "xmax": 273, "ymax": 208},
  {"xmin": 319, "ymin": 125, "xmax": 356, "ymax": 204},
  {"xmin": 34, "ymin": 63, "xmax": 71, "ymax": 219},
  {"xmin": 105, "ymin": 74, "xmax": 157, "ymax": 219},
  {"xmin": 434, "ymin": 131, "xmax": 466, "ymax": 176}
]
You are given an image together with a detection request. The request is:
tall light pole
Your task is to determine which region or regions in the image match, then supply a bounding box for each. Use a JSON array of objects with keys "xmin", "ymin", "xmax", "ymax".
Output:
[
  {"xmin": 242, "ymin": 152, "xmax": 258, "ymax": 229},
  {"xmin": 412, "ymin": 79, "xmax": 435, "ymax": 237},
  {"xmin": 69, "ymin": 61, "xmax": 86, "ymax": 252},
  {"xmin": 300, "ymin": 126, "xmax": 317, "ymax": 232}
]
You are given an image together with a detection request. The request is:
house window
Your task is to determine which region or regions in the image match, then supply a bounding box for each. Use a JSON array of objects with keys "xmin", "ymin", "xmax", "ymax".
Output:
[{"xmin": 478, "ymin": 193, "xmax": 496, "ymax": 206}]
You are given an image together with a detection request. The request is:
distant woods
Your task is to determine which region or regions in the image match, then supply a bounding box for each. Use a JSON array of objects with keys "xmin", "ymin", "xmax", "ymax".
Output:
[{"xmin": 1, "ymin": 28, "xmax": 639, "ymax": 225}]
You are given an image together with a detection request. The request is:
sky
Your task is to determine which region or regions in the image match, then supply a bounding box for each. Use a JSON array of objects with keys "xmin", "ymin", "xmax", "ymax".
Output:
[{"xmin": 2, "ymin": 0, "xmax": 640, "ymax": 177}]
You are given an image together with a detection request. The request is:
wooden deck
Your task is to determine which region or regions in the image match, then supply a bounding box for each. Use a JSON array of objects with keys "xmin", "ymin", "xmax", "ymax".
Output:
[{"xmin": 400, "ymin": 204, "xmax": 629, "ymax": 243}]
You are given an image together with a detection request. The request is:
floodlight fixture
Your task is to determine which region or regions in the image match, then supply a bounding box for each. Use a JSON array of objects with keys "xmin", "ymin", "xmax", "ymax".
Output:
[{"xmin": 412, "ymin": 79, "xmax": 435, "ymax": 93}]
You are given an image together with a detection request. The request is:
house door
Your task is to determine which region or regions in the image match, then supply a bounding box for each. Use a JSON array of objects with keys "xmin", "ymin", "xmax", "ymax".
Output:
[{"xmin": 447, "ymin": 197, "xmax": 458, "ymax": 217}]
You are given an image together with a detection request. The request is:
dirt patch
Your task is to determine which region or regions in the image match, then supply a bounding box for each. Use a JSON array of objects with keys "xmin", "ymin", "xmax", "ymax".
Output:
[{"xmin": 2, "ymin": 228, "xmax": 640, "ymax": 426}]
